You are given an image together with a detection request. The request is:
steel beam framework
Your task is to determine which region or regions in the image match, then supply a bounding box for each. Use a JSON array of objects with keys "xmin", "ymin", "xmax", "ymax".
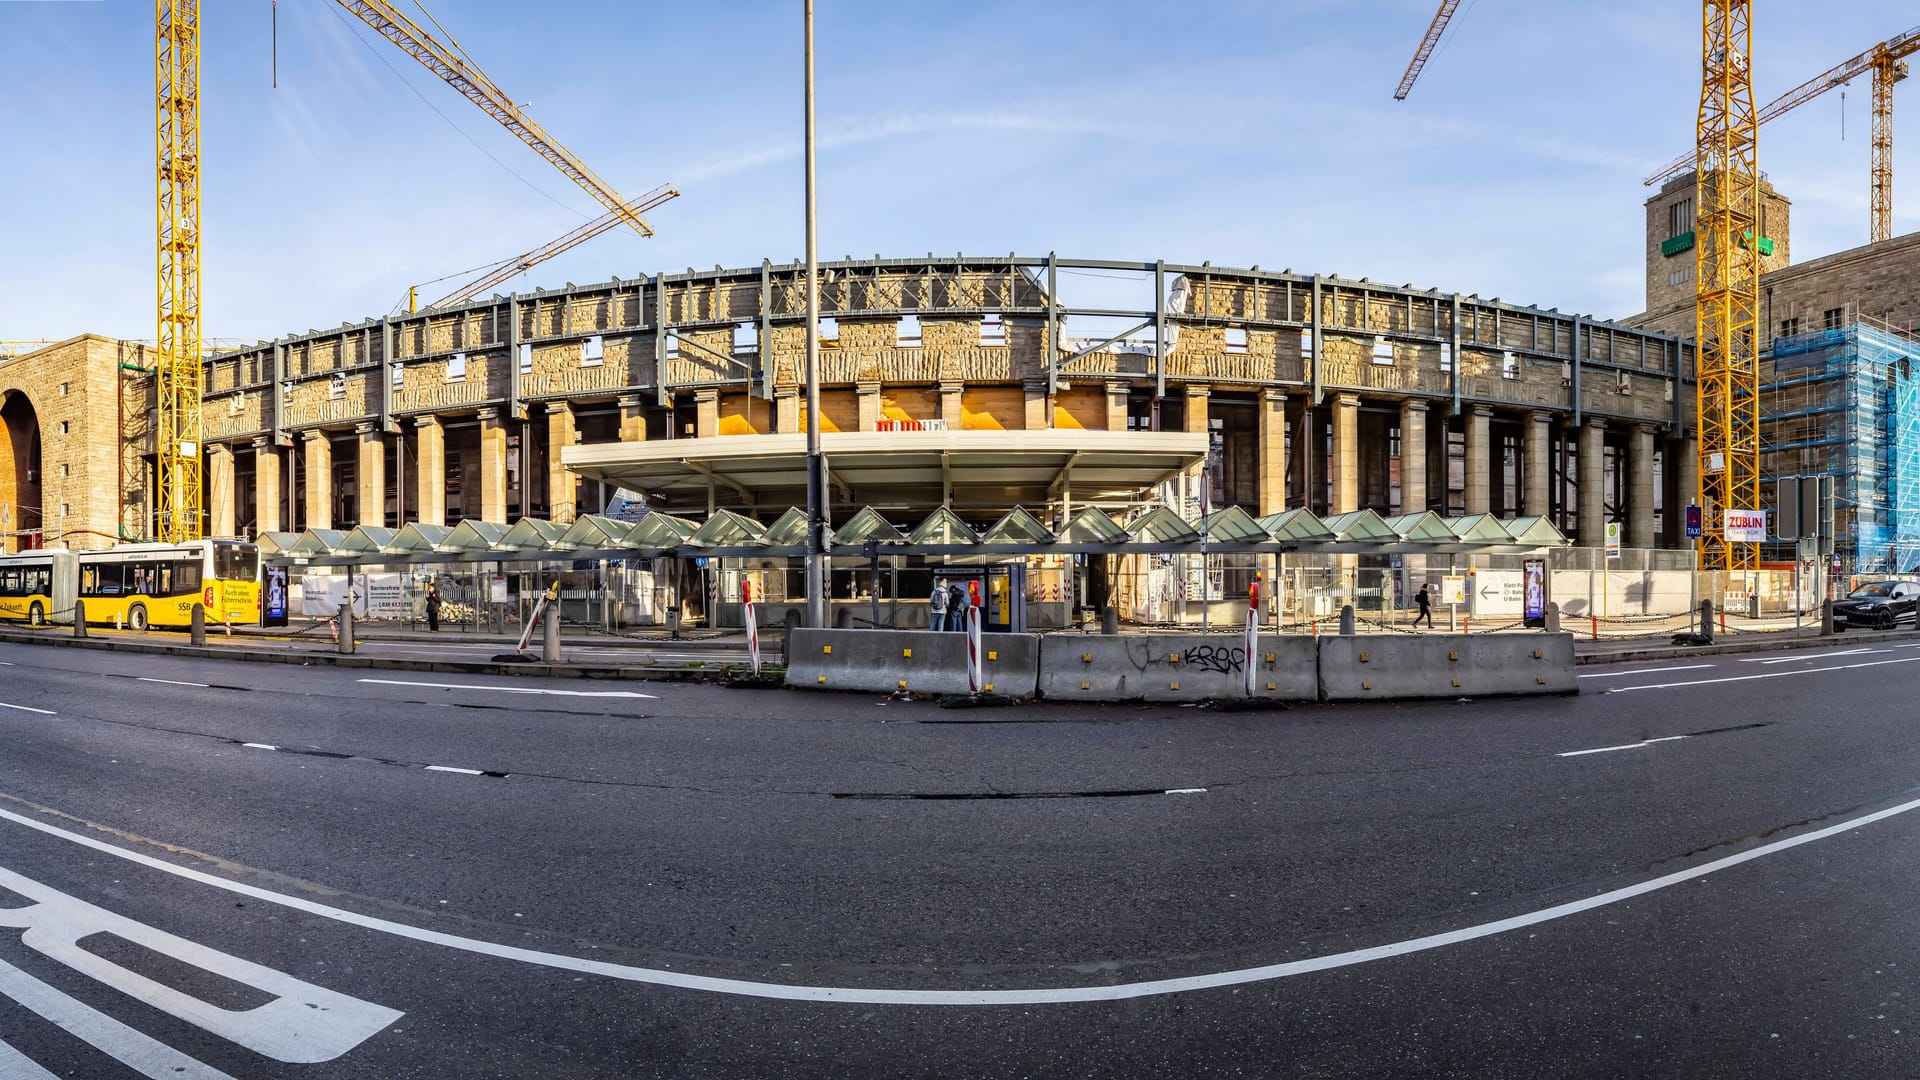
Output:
[
  {"xmin": 157, "ymin": 0, "xmax": 204, "ymax": 542},
  {"xmin": 1694, "ymin": 2, "xmax": 1762, "ymax": 569}
]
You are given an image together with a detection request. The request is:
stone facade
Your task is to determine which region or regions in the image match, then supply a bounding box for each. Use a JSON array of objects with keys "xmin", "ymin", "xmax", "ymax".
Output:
[
  {"xmin": 0, "ymin": 336, "xmax": 154, "ymax": 552},
  {"xmin": 24, "ymin": 257, "xmax": 1704, "ymax": 553},
  {"xmin": 1642, "ymin": 170, "xmax": 1792, "ymax": 318}
]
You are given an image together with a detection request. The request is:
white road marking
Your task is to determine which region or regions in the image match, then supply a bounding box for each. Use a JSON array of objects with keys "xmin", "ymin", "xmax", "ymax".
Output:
[
  {"xmin": 1576, "ymin": 664, "xmax": 1713, "ymax": 679},
  {"xmin": 0, "ymin": 864, "xmax": 400, "ymax": 1065},
  {"xmin": 1557, "ymin": 735, "xmax": 1690, "ymax": 758},
  {"xmin": 0, "ymin": 955, "xmax": 234, "ymax": 1079},
  {"xmin": 0, "ymin": 1038, "xmax": 60, "ymax": 1079},
  {"xmin": 3, "ymin": 791, "xmax": 1918, "ymax": 1006},
  {"xmin": 1162, "ymin": 788, "xmax": 1207, "ymax": 795},
  {"xmin": 356, "ymin": 678, "xmax": 657, "ymax": 699},
  {"xmin": 135, "ymin": 677, "xmax": 210, "ymax": 687},
  {"xmin": 1612, "ymin": 654, "xmax": 1920, "ymax": 692},
  {"xmin": 0, "ymin": 661, "xmax": 14, "ymax": 666},
  {"xmin": 424, "ymin": 765, "xmax": 483, "ymax": 775},
  {"xmin": 241, "ymin": 743, "xmax": 277, "ymax": 750},
  {"xmin": 0, "ymin": 702, "xmax": 54, "ymax": 716}
]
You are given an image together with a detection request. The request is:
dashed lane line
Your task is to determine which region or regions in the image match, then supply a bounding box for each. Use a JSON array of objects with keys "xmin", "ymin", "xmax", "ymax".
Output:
[
  {"xmin": 1557, "ymin": 735, "xmax": 1690, "ymax": 758},
  {"xmin": 1, "ymin": 788, "xmax": 1916, "ymax": 1006},
  {"xmin": 0, "ymin": 702, "xmax": 55, "ymax": 716},
  {"xmin": 1609, "ymin": 653, "xmax": 1920, "ymax": 692},
  {"xmin": 1576, "ymin": 664, "xmax": 1713, "ymax": 679},
  {"xmin": 355, "ymin": 678, "xmax": 658, "ymax": 699}
]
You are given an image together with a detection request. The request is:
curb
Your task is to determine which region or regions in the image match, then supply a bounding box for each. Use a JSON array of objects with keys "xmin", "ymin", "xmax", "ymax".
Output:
[
  {"xmin": 0, "ymin": 628, "xmax": 779, "ymax": 684},
  {"xmin": 1574, "ymin": 627, "xmax": 1920, "ymax": 665}
]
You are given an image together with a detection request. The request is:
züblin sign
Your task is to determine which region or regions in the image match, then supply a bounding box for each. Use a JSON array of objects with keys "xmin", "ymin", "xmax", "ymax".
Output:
[{"xmin": 1724, "ymin": 510, "xmax": 1767, "ymax": 543}]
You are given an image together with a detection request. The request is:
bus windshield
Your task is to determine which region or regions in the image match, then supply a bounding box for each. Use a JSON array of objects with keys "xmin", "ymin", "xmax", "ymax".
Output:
[{"xmin": 214, "ymin": 544, "xmax": 260, "ymax": 581}]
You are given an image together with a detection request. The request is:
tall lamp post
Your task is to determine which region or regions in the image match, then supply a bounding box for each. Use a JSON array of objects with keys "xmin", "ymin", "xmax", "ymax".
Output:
[{"xmin": 803, "ymin": 0, "xmax": 826, "ymax": 627}]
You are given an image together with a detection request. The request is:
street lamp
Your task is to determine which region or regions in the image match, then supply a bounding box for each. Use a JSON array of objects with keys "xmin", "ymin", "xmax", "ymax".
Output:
[{"xmin": 803, "ymin": 0, "xmax": 826, "ymax": 628}]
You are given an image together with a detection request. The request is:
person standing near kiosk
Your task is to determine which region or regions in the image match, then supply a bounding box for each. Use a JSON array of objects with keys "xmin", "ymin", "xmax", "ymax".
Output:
[{"xmin": 928, "ymin": 576, "xmax": 949, "ymax": 631}]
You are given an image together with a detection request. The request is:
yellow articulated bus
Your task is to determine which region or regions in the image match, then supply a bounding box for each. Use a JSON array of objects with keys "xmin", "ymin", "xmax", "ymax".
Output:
[
  {"xmin": 74, "ymin": 540, "xmax": 262, "ymax": 631},
  {"xmin": 0, "ymin": 549, "xmax": 78, "ymax": 625}
]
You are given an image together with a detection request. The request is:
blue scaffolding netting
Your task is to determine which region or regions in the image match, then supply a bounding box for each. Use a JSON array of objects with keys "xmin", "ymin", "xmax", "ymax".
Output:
[{"xmin": 1765, "ymin": 323, "xmax": 1920, "ymax": 575}]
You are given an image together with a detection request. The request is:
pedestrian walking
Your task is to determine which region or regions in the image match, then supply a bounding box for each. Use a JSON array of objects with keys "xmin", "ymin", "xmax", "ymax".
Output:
[
  {"xmin": 425, "ymin": 585, "xmax": 442, "ymax": 632},
  {"xmin": 928, "ymin": 576, "xmax": 949, "ymax": 630},
  {"xmin": 1413, "ymin": 584, "xmax": 1433, "ymax": 629}
]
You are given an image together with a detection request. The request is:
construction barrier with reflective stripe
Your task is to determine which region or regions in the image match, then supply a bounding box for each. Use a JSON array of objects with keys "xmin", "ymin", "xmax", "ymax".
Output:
[
  {"xmin": 1316, "ymin": 633, "xmax": 1578, "ymax": 701},
  {"xmin": 1033, "ymin": 634, "xmax": 1319, "ymax": 702},
  {"xmin": 784, "ymin": 628, "xmax": 1040, "ymax": 697}
]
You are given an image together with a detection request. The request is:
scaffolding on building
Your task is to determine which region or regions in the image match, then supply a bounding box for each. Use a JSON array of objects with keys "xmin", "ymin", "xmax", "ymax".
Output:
[{"xmin": 1763, "ymin": 320, "xmax": 1920, "ymax": 575}]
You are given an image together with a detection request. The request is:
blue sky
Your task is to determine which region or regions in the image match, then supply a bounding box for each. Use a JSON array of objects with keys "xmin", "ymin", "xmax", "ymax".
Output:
[{"xmin": 1, "ymin": 1, "xmax": 1913, "ymax": 343}]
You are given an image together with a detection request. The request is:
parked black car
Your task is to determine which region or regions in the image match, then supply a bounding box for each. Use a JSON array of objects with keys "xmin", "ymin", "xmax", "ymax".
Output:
[{"xmin": 1833, "ymin": 580, "xmax": 1920, "ymax": 630}]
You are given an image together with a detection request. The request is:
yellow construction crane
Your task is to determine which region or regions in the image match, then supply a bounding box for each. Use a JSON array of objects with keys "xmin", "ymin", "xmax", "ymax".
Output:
[
  {"xmin": 411, "ymin": 183, "xmax": 681, "ymax": 313},
  {"xmin": 156, "ymin": 1, "xmax": 203, "ymax": 544},
  {"xmin": 1395, "ymin": 2, "xmax": 1763, "ymax": 568},
  {"xmin": 1647, "ymin": 24, "xmax": 1920, "ymax": 245},
  {"xmin": 1695, "ymin": 2, "xmax": 1762, "ymax": 571},
  {"xmin": 1393, "ymin": 0, "xmax": 1462, "ymax": 100},
  {"xmin": 153, "ymin": 1, "xmax": 674, "ymax": 542}
]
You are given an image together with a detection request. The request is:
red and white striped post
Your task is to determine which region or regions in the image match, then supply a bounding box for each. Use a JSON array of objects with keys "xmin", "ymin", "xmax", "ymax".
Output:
[
  {"xmin": 743, "ymin": 579, "xmax": 761, "ymax": 676},
  {"xmin": 966, "ymin": 579, "xmax": 984, "ymax": 694},
  {"xmin": 1245, "ymin": 575, "xmax": 1260, "ymax": 698}
]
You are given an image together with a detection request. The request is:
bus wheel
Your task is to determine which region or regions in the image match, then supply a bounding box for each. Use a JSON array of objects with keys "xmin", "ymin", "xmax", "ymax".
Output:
[
  {"xmin": 128, "ymin": 605, "xmax": 149, "ymax": 632},
  {"xmin": 28, "ymin": 602, "xmax": 43, "ymax": 626}
]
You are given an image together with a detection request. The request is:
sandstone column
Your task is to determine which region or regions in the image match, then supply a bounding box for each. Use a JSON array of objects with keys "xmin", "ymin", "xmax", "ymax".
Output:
[
  {"xmin": 1675, "ymin": 435, "xmax": 1700, "ymax": 530},
  {"xmin": 414, "ymin": 416, "xmax": 445, "ymax": 527},
  {"xmin": 694, "ymin": 389, "xmax": 720, "ymax": 439},
  {"xmin": 1258, "ymin": 388, "xmax": 1287, "ymax": 516},
  {"xmin": 253, "ymin": 441, "xmax": 282, "ymax": 534},
  {"xmin": 617, "ymin": 395, "xmax": 648, "ymax": 443},
  {"xmin": 208, "ymin": 444, "xmax": 235, "ymax": 538},
  {"xmin": 938, "ymin": 383, "xmax": 963, "ymax": 429},
  {"xmin": 478, "ymin": 409, "xmax": 508, "ymax": 523},
  {"xmin": 302, "ymin": 431, "xmax": 332, "ymax": 531},
  {"xmin": 1331, "ymin": 394, "xmax": 1360, "ymax": 514},
  {"xmin": 1024, "ymin": 382, "xmax": 1050, "ymax": 430},
  {"xmin": 858, "ymin": 383, "xmax": 882, "ymax": 432},
  {"xmin": 1579, "ymin": 419, "xmax": 1607, "ymax": 547},
  {"xmin": 356, "ymin": 423, "xmax": 385, "ymax": 529},
  {"xmin": 1184, "ymin": 387, "xmax": 1210, "ymax": 435},
  {"xmin": 1525, "ymin": 412, "xmax": 1552, "ymax": 518},
  {"xmin": 1464, "ymin": 407, "xmax": 1492, "ymax": 516},
  {"xmin": 1399, "ymin": 401, "xmax": 1428, "ymax": 515},
  {"xmin": 547, "ymin": 402, "xmax": 577, "ymax": 524},
  {"xmin": 1105, "ymin": 382, "xmax": 1129, "ymax": 431},
  {"xmin": 1630, "ymin": 424, "xmax": 1658, "ymax": 550}
]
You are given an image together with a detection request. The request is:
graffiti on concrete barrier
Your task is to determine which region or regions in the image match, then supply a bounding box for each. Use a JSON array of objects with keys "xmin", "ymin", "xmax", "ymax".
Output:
[{"xmin": 1180, "ymin": 644, "xmax": 1245, "ymax": 674}]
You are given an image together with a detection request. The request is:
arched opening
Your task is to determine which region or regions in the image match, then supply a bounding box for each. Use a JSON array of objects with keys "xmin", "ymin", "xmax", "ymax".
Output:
[{"xmin": 0, "ymin": 391, "xmax": 43, "ymax": 553}]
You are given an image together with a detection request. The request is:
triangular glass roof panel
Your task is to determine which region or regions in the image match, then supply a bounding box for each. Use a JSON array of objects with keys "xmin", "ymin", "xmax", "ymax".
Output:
[
  {"xmin": 1256, "ymin": 509, "xmax": 1337, "ymax": 543},
  {"xmin": 1057, "ymin": 506, "xmax": 1130, "ymax": 544},
  {"xmin": 287, "ymin": 529, "xmax": 346, "ymax": 557},
  {"xmin": 833, "ymin": 506, "xmax": 907, "ymax": 546},
  {"xmin": 1504, "ymin": 516, "xmax": 1571, "ymax": 547},
  {"xmin": 255, "ymin": 531, "xmax": 299, "ymax": 557},
  {"xmin": 1201, "ymin": 505, "xmax": 1272, "ymax": 544},
  {"xmin": 762, "ymin": 507, "xmax": 810, "ymax": 546},
  {"xmin": 906, "ymin": 506, "xmax": 978, "ymax": 545},
  {"xmin": 980, "ymin": 506, "xmax": 1054, "ymax": 544},
  {"xmin": 1445, "ymin": 514, "xmax": 1516, "ymax": 544},
  {"xmin": 499, "ymin": 518, "xmax": 565, "ymax": 552},
  {"xmin": 443, "ymin": 520, "xmax": 510, "ymax": 553},
  {"xmin": 1323, "ymin": 510, "xmax": 1398, "ymax": 543},
  {"xmin": 388, "ymin": 523, "xmax": 452, "ymax": 554},
  {"xmin": 1125, "ymin": 505, "xmax": 1200, "ymax": 545},
  {"xmin": 556, "ymin": 515, "xmax": 633, "ymax": 550},
  {"xmin": 688, "ymin": 508, "xmax": 766, "ymax": 547},
  {"xmin": 626, "ymin": 513, "xmax": 695, "ymax": 550},
  {"xmin": 336, "ymin": 526, "xmax": 397, "ymax": 557},
  {"xmin": 1383, "ymin": 511, "xmax": 1457, "ymax": 545}
]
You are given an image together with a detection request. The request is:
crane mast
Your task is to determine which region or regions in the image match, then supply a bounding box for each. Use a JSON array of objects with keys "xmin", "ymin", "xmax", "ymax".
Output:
[
  {"xmin": 156, "ymin": 0, "xmax": 204, "ymax": 543},
  {"xmin": 1694, "ymin": 1, "xmax": 1762, "ymax": 571}
]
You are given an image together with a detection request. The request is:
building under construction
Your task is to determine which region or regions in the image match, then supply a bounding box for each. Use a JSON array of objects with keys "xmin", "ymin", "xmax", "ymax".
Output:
[{"xmin": 1762, "ymin": 320, "xmax": 1920, "ymax": 575}]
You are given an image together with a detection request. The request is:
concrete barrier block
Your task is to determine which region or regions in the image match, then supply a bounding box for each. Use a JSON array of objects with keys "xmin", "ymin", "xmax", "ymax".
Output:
[
  {"xmin": 1036, "ymin": 634, "xmax": 1318, "ymax": 702},
  {"xmin": 784, "ymin": 629, "xmax": 1039, "ymax": 697},
  {"xmin": 1318, "ymin": 633, "xmax": 1577, "ymax": 701}
]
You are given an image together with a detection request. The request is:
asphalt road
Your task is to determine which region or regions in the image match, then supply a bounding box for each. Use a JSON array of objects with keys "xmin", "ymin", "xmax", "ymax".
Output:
[{"xmin": 1, "ymin": 637, "xmax": 1919, "ymax": 1077}]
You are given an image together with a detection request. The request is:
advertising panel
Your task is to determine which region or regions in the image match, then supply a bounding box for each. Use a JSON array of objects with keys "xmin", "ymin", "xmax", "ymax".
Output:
[
  {"xmin": 1724, "ymin": 510, "xmax": 1767, "ymax": 543},
  {"xmin": 1523, "ymin": 558, "xmax": 1547, "ymax": 628}
]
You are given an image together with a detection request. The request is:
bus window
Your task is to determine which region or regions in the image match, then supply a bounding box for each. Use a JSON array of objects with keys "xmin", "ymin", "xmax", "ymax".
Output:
[
  {"xmin": 1, "ymin": 569, "xmax": 19, "ymax": 596},
  {"xmin": 174, "ymin": 560, "xmax": 202, "ymax": 596},
  {"xmin": 214, "ymin": 545, "xmax": 259, "ymax": 581},
  {"xmin": 81, "ymin": 564, "xmax": 123, "ymax": 597}
]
